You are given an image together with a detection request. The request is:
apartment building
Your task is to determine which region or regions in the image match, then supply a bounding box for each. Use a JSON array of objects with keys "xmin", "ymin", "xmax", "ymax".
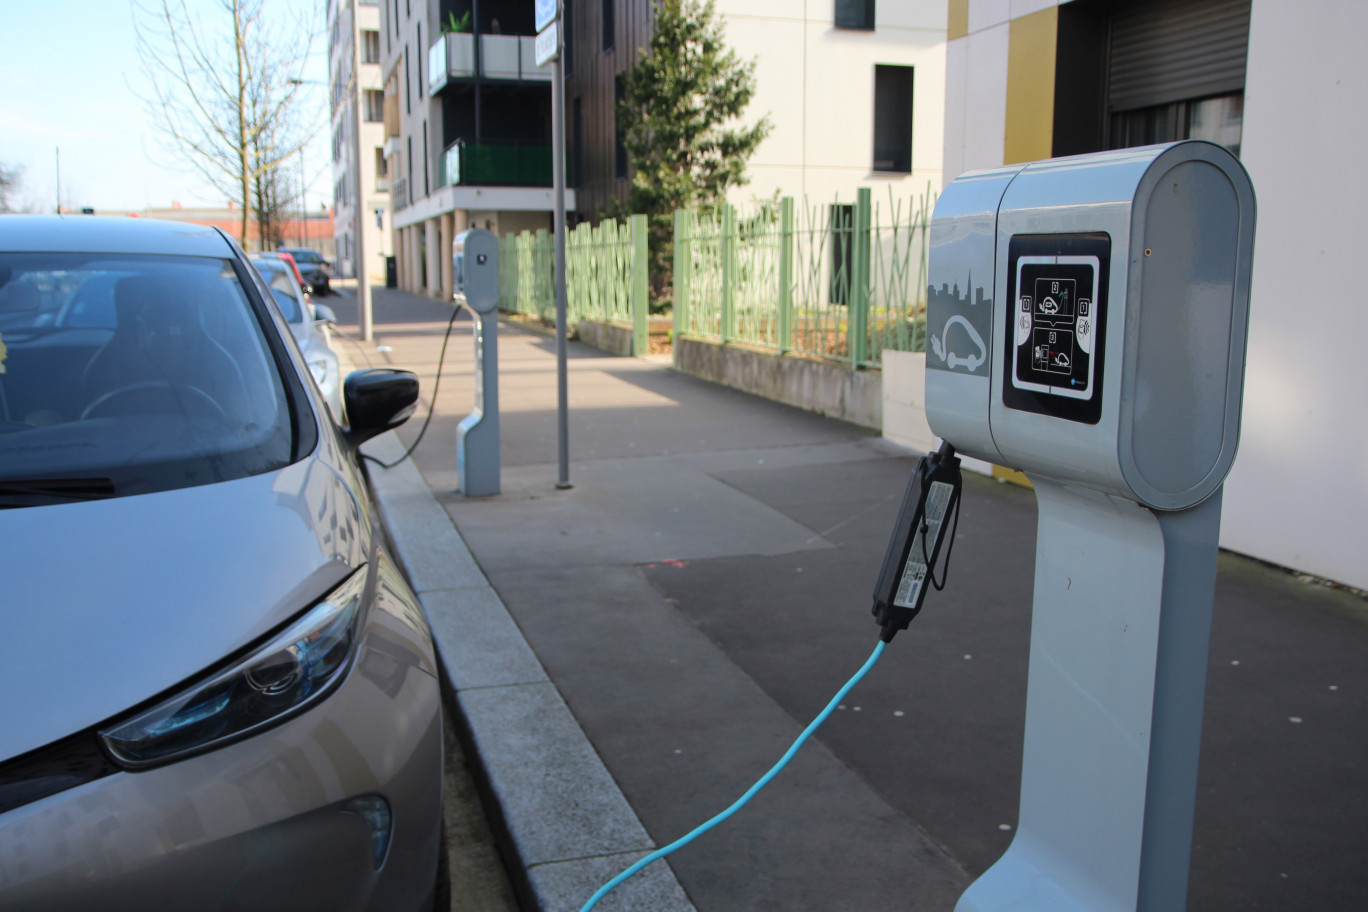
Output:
[
  {"xmin": 941, "ymin": 0, "xmax": 1368, "ymax": 590},
  {"xmin": 567, "ymin": 0, "xmax": 948, "ymax": 218},
  {"xmin": 380, "ymin": 0, "xmax": 574, "ymax": 298},
  {"xmin": 328, "ymin": 0, "xmax": 391, "ymax": 281}
]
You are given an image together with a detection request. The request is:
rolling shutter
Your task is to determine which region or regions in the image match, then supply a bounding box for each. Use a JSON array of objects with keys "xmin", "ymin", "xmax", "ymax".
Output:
[{"xmin": 1108, "ymin": 0, "xmax": 1251, "ymax": 113}]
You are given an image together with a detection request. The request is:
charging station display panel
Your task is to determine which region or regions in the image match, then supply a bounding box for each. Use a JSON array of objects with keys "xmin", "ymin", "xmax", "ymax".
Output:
[{"xmin": 1003, "ymin": 234, "xmax": 1110, "ymax": 424}]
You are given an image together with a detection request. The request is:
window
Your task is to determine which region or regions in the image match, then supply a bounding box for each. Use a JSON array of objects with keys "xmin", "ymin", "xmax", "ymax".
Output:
[
  {"xmin": 364, "ymin": 89, "xmax": 384, "ymax": 122},
  {"xmin": 1109, "ymin": 92, "xmax": 1243, "ymax": 157},
  {"xmin": 872, "ymin": 64, "xmax": 913, "ymax": 173},
  {"xmin": 406, "ymin": 136, "xmax": 413, "ymax": 205},
  {"xmin": 835, "ymin": 0, "xmax": 875, "ymax": 30},
  {"xmin": 416, "ymin": 25, "xmax": 423, "ymax": 98},
  {"xmin": 362, "ymin": 29, "xmax": 380, "ymax": 63},
  {"xmin": 375, "ymin": 147, "xmax": 389, "ymax": 191},
  {"xmin": 614, "ymin": 76, "xmax": 627, "ymax": 179},
  {"xmin": 602, "ymin": 0, "xmax": 614, "ymax": 51},
  {"xmin": 422, "ymin": 121, "xmax": 429, "ymax": 197},
  {"xmin": 565, "ymin": 0, "xmax": 574, "ymax": 76},
  {"xmin": 405, "ymin": 48, "xmax": 411, "ymax": 113}
]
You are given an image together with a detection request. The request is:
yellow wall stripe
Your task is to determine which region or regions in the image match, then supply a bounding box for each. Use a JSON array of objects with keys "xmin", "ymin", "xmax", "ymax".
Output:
[
  {"xmin": 948, "ymin": 0, "xmax": 969, "ymax": 40},
  {"xmin": 1004, "ymin": 6, "xmax": 1058, "ymax": 165}
]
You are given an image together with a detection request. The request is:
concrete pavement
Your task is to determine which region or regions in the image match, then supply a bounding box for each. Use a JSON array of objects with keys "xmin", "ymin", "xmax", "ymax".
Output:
[{"xmin": 334, "ymin": 284, "xmax": 1368, "ymax": 911}]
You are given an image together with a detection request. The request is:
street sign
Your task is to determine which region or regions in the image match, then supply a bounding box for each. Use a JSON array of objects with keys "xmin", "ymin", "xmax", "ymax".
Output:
[
  {"xmin": 534, "ymin": 0, "xmax": 557, "ymax": 34},
  {"xmin": 535, "ymin": 20, "xmax": 559, "ymax": 66}
]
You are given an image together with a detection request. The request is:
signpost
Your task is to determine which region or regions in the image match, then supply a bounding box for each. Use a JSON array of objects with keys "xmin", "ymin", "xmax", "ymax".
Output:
[{"xmin": 536, "ymin": 0, "xmax": 571, "ymax": 490}]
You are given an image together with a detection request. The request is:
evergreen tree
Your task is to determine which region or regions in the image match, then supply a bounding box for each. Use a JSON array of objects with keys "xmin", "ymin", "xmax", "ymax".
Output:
[{"xmin": 612, "ymin": 0, "xmax": 771, "ymax": 302}]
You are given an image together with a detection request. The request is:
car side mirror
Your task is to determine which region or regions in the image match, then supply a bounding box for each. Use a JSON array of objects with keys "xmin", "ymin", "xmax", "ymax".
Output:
[
  {"xmin": 313, "ymin": 303, "xmax": 338, "ymax": 325},
  {"xmin": 342, "ymin": 369, "xmax": 419, "ymax": 447}
]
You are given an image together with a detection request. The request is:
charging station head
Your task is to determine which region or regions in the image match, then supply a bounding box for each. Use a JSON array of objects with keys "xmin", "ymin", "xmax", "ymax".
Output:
[
  {"xmin": 926, "ymin": 141, "xmax": 1256, "ymax": 510},
  {"xmin": 453, "ymin": 228, "xmax": 499, "ymax": 314}
]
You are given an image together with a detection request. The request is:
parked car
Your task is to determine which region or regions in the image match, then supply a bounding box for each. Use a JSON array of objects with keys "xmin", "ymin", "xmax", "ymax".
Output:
[
  {"xmin": 251, "ymin": 254, "xmax": 344, "ymax": 421},
  {"xmin": 277, "ymin": 246, "xmax": 332, "ymax": 296},
  {"xmin": 0, "ymin": 215, "xmax": 446, "ymax": 912},
  {"xmin": 260, "ymin": 249, "xmax": 308, "ymax": 295}
]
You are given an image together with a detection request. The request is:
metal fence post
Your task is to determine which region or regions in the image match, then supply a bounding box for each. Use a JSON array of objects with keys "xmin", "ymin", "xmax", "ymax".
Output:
[
  {"xmin": 778, "ymin": 196, "xmax": 794, "ymax": 354},
  {"xmin": 630, "ymin": 214, "xmax": 648, "ymax": 355},
  {"xmin": 850, "ymin": 187, "xmax": 871, "ymax": 367},
  {"xmin": 721, "ymin": 203, "xmax": 736, "ymax": 343},
  {"xmin": 673, "ymin": 209, "xmax": 691, "ymax": 341}
]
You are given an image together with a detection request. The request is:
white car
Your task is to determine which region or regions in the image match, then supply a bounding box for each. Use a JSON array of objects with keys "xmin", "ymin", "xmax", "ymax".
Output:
[{"xmin": 250, "ymin": 255, "xmax": 345, "ymax": 422}]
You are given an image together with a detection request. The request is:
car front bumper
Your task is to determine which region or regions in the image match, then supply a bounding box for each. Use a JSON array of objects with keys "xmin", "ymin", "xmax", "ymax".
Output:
[{"xmin": 0, "ymin": 556, "xmax": 443, "ymax": 912}]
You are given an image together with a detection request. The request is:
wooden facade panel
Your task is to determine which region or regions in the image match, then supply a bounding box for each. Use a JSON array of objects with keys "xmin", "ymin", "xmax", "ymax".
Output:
[{"xmin": 566, "ymin": 0, "xmax": 654, "ymax": 220}]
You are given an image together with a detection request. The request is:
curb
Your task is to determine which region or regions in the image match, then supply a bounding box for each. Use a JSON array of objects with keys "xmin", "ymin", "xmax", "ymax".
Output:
[{"xmin": 360, "ymin": 432, "xmax": 696, "ymax": 912}]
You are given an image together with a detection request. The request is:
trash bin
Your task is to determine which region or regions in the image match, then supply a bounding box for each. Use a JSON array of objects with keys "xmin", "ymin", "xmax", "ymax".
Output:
[{"xmin": 385, "ymin": 255, "xmax": 398, "ymax": 288}]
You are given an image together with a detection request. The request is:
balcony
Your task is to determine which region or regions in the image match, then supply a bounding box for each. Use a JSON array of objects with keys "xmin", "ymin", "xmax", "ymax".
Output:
[
  {"xmin": 428, "ymin": 32, "xmax": 550, "ymax": 94},
  {"xmin": 392, "ymin": 176, "xmax": 409, "ymax": 208},
  {"xmin": 439, "ymin": 140, "xmax": 552, "ymax": 188}
]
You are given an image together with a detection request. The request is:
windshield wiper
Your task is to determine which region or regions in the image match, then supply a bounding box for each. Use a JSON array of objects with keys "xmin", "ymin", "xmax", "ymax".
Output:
[{"xmin": 0, "ymin": 477, "xmax": 117, "ymax": 503}]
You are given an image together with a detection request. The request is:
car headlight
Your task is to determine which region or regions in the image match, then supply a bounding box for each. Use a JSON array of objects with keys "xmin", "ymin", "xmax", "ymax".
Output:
[
  {"xmin": 309, "ymin": 357, "xmax": 331, "ymax": 388},
  {"xmin": 100, "ymin": 568, "xmax": 367, "ymax": 769}
]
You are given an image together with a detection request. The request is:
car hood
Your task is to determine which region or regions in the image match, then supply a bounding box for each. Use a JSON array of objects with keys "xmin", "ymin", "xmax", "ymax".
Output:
[{"xmin": 0, "ymin": 454, "xmax": 368, "ymax": 763}]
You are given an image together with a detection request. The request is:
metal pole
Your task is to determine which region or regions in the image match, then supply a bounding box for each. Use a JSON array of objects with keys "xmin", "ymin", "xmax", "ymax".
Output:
[
  {"xmin": 552, "ymin": 23, "xmax": 571, "ymax": 489},
  {"xmin": 351, "ymin": 0, "xmax": 373, "ymax": 340}
]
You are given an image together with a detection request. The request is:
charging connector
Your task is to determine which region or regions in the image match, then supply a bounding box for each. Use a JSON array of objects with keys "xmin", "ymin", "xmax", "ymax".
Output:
[{"xmin": 872, "ymin": 441, "xmax": 963, "ymax": 642}]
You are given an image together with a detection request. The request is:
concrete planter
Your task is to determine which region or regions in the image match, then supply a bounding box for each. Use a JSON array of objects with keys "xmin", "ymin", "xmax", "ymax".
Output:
[{"xmin": 673, "ymin": 337, "xmax": 882, "ymax": 429}]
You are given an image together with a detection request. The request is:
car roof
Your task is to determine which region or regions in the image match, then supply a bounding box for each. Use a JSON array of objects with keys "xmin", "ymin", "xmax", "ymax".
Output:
[{"xmin": 0, "ymin": 215, "xmax": 235, "ymax": 258}]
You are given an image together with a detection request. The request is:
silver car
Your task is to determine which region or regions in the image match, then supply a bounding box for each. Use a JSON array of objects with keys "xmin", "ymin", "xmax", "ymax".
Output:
[
  {"xmin": 250, "ymin": 254, "xmax": 345, "ymax": 421},
  {"xmin": 0, "ymin": 216, "xmax": 446, "ymax": 911}
]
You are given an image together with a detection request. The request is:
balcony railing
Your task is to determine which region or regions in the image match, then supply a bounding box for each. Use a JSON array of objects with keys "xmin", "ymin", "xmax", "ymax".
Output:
[
  {"xmin": 440, "ymin": 140, "xmax": 553, "ymax": 188},
  {"xmin": 392, "ymin": 176, "xmax": 409, "ymax": 207},
  {"xmin": 428, "ymin": 32, "xmax": 550, "ymax": 93}
]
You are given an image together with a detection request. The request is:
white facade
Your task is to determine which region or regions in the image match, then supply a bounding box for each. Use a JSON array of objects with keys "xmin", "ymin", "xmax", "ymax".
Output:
[
  {"xmin": 717, "ymin": 1, "xmax": 948, "ymax": 211},
  {"xmin": 935, "ymin": 0, "xmax": 1368, "ymax": 590},
  {"xmin": 1219, "ymin": 0, "xmax": 1368, "ymax": 590},
  {"xmin": 329, "ymin": 0, "xmax": 390, "ymax": 281}
]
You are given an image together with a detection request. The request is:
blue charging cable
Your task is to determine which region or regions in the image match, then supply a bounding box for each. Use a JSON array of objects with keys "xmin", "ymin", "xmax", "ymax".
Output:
[{"xmin": 578, "ymin": 640, "xmax": 887, "ymax": 911}]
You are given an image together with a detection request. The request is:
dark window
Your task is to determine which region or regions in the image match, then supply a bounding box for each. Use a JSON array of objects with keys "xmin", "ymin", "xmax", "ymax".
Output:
[
  {"xmin": 406, "ymin": 136, "xmax": 413, "ymax": 205},
  {"xmin": 1110, "ymin": 92, "xmax": 1244, "ymax": 157},
  {"xmin": 572, "ymin": 97, "xmax": 583, "ymax": 188},
  {"xmin": 872, "ymin": 64, "xmax": 913, "ymax": 172},
  {"xmin": 423, "ymin": 121, "xmax": 430, "ymax": 196},
  {"xmin": 835, "ymin": 0, "xmax": 875, "ymax": 30},
  {"xmin": 565, "ymin": 0, "xmax": 574, "ymax": 76},
  {"xmin": 362, "ymin": 29, "xmax": 381, "ymax": 63},
  {"xmin": 417, "ymin": 25, "xmax": 423, "ymax": 98},
  {"xmin": 829, "ymin": 204, "xmax": 854, "ymax": 306},
  {"xmin": 405, "ymin": 48, "xmax": 411, "ymax": 113},
  {"xmin": 614, "ymin": 76, "xmax": 627, "ymax": 179},
  {"xmin": 364, "ymin": 89, "xmax": 384, "ymax": 122},
  {"xmin": 602, "ymin": 0, "xmax": 614, "ymax": 51}
]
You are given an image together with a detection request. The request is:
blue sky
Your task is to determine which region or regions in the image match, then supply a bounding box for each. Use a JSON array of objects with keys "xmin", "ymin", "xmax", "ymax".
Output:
[{"xmin": 1, "ymin": 0, "xmax": 330, "ymax": 212}]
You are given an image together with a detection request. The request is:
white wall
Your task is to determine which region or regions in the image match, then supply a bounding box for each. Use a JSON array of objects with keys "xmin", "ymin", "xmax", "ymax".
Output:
[
  {"xmin": 717, "ymin": 1, "xmax": 947, "ymax": 211},
  {"xmin": 330, "ymin": 0, "xmax": 391, "ymax": 280},
  {"xmin": 1219, "ymin": 0, "xmax": 1368, "ymax": 589}
]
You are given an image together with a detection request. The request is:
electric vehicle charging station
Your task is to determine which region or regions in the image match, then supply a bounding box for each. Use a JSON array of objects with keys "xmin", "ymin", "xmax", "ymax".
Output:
[
  {"xmin": 925, "ymin": 140, "xmax": 1255, "ymax": 912},
  {"xmin": 453, "ymin": 228, "xmax": 501, "ymax": 496}
]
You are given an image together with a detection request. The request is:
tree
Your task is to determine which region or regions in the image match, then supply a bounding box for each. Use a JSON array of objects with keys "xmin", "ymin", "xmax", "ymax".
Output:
[
  {"xmin": 612, "ymin": 0, "xmax": 772, "ymax": 301},
  {"xmin": 0, "ymin": 162, "xmax": 25, "ymax": 214},
  {"xmin": 133, "ymin": 0, "xmax": 319, "ymax": 245}
]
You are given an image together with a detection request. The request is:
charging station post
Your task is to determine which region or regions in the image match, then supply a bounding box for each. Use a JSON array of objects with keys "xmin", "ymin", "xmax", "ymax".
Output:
[
  {"xmin": 925, "ymin": 141, "xmax": 1255, "ymax": 912},
  {"xmin": 452, "ymin": 228, "xmax": 500, "ymax": 496}
]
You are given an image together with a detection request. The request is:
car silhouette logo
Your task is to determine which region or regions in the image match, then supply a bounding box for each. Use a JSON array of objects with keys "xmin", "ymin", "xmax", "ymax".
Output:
[
  {"xmin": 1053, "ymin": 352, "xmax": 1071, "ymax": 368},
  {"xmin": 1039, "ymin": 297, "xmax": 1060, "ymax": 315}
]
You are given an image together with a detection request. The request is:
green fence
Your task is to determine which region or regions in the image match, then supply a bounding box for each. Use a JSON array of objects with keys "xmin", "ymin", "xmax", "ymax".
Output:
[
  {"xmin": 497, "ymin": 214, "xmax": 649, "ymax": 354},
  {"xmin": 674, "ymin": 190, "xmax": 933, "ymax": 369}
]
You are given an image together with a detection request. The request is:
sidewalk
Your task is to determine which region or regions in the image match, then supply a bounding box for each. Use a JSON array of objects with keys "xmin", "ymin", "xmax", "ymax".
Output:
[{"xmin": 334, "ymin": 285, "xmax": 1368, "ymax": 912}]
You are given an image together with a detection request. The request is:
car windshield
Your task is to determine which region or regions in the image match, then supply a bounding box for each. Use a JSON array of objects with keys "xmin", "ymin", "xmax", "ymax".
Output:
[
  {"xmin": 285, "ymin": 249, "xmax": 321, "ymax": 265},
  {"xmin": 0, "ymin": 253, "xmax": 296, "ymax": 505},
  {"xmin": 251, "ymin": 258, "xmax": 305, "ymax": 323}
]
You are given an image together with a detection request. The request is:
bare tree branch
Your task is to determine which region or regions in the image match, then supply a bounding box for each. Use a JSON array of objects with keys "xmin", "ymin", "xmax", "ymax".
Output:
[{"xmin": 131, "ymin": 0, "xmax": 322, "ymax": 245}]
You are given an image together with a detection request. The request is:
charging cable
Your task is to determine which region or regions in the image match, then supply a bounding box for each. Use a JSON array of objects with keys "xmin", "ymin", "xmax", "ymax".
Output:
[
  {"xmin": 361, "ymin": 302, "xmax": 464, "ymax": 470},
  {"xmin": 579, "ymin": 640, "xmax": 887, "ymax": 912}
]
